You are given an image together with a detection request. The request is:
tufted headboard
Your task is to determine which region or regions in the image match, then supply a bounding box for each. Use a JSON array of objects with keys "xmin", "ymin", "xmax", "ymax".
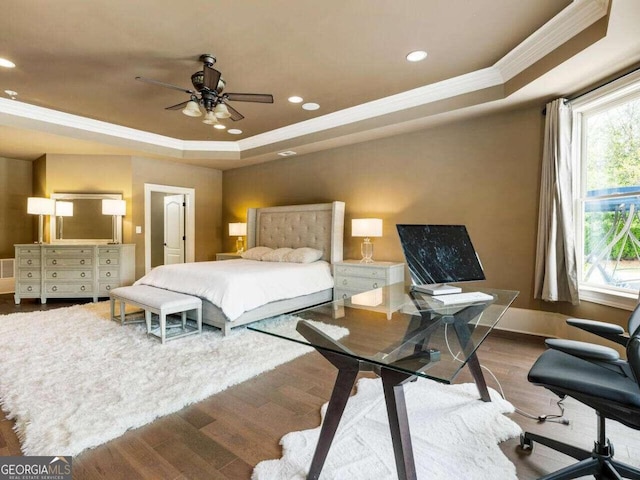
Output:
[{"xmin": 246, "ymin": 202, "xmax": 345, "ymax": 264}]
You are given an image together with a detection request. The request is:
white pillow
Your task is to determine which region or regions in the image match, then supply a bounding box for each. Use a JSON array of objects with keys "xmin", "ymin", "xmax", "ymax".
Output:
[
  {"xmin": 241, "ymin": 246, "xmax": 273, "ymax": 260},
  {"xmin": 285, "ymin": 247, "xmax": 324, "ymax": 264},
  {"xmin": 261, "ymin": 247, "xmax": 294, "ymax": 262}
]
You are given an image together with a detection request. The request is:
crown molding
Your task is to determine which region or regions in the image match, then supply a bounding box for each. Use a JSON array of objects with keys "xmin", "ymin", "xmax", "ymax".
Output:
[
  {"xmin": 0, "ymin": 0, "xmax": 610, "ymax": 159},
  {"xmin": 495, "ymin": 0, "xmax": 610, "ymax": 81}
]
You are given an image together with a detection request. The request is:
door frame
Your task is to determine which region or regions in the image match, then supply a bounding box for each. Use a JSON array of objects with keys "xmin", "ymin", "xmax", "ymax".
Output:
[{"xmin": 144, "ymin": 183, "xmax": 195, "ymax": 274}]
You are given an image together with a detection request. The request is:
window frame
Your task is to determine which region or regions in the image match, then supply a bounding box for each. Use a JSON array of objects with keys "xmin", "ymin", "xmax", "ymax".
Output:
[{"xmin": 572, "ymin": 69, "xmax": 640, "ymax": 310}]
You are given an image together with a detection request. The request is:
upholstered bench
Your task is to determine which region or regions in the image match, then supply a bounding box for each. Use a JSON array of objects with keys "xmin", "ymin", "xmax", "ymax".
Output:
[{"xmin": 109, "ymin": 285, "xmax": 202, "ymax": 344}]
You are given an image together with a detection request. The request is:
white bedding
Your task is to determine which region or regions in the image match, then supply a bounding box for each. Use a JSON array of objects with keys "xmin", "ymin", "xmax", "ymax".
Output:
[{"xmin": 135, "ymin": 259, "xmax": 334, "ymax": 321}]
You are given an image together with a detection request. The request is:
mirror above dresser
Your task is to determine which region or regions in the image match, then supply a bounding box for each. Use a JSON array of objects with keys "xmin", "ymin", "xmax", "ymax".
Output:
[{"xmin": 49, "ymin": 193, "xmax": 123, "ymax": 244}]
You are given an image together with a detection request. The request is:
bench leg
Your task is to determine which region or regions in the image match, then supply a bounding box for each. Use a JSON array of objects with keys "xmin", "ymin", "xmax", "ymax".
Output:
[
  {"xmin": 110, "ymin": 297, "xmax": 115, "ymax": 322},
  {"xmin": 160, "ymin": 313, "xmax": 166, "ymax": 344},
  {"xmin": 145, "ymin": 311, "xmax": 152, "ymax": 333},
  {"xmin": 197, "ymin": 307, "xmax": 202, "ymax": 334},
  {"xmin": 120, "ymin": 300, "xmax": 126, "ymax": 325},
  {"xmin": 181, "ymin": 311, "xmax": 187, "ymax": 329}
]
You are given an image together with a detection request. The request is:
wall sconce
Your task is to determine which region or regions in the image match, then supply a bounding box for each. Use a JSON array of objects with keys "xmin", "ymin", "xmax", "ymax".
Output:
[
  {"xmin": 229, "ymin": 222, "xmax": 247, "ymax": 254},
  {"xmin": 27, "ymin": 197, "xmax": 55, "ymax": 244},
  {"xmin": 54, "ymin": 201, "xmax": 74, "ymax": 240},
  {"xmin": 352, "ymin": 218, "xmax": 383, "ymax": 263},
  {"xmin": 102, "ymin": 199, "xmax": 126, "ymax": 244}
]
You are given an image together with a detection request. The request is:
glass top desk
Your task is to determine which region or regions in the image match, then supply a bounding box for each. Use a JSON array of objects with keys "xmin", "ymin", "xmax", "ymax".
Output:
[{"xmin": 249, "ymin": 282, "xmax": 518, "ymax": 480}]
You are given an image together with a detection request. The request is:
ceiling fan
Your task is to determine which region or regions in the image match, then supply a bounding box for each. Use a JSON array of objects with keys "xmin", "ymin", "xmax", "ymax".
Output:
[{"xmin": 135, "ymin": 54, "xmax": 273, "ymax": 125}]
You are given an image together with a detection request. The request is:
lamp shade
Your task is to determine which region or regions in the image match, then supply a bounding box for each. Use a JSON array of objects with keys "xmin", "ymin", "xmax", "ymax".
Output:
[
  {"xmin": 229, "ymin": 222, "xmax": 247, "ymax": 236},
  {"xmin": 182, "ymin": 99, "xmax": 202, "ymax": 117},
  {"xmin": 214, "ymin": 102, "xmax": 231, "ymax": 119},
  {"xmin": 27, "ymin": 197, "xmax": 55, "ymax": 215},
  {"xmin": 55, "ymin": 201, "xmax": 74, "ymax": 217},
  {"xmin": 102, "ymin": 199, "xmax": 126, "ymax": 216},
  {"xmin": 202, "ymin": 110, "xmax": 220, "ymax": 125},
  {"xmin": 352, "ymin": 218, "xmax": 383, "ymax": 237}
]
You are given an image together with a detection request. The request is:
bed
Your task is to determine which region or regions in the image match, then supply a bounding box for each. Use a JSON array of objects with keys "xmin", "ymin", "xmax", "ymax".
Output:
[{"xmin": 136, "ymin": 201, "xmax": 345, "ymax": 335}]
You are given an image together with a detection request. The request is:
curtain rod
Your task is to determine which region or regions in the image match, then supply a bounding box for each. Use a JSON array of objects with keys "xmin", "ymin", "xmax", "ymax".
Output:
[{"xmin": 542, "ymin": 62, "xmax": 640, "ymax": 114}]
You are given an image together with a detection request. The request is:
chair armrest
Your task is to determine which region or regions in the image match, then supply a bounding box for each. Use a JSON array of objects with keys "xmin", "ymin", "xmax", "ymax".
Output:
[
  {"xmin": 545, "ymin": 338, "xmax": 620, "ymax": 362},
  {"xmin": 567, "ymin": 318, "xmax": 628, "ymax": 346}
]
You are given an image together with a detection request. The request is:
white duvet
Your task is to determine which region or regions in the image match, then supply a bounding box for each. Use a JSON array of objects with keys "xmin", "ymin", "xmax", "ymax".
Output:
[{"xmin": 135, "ymin": 259, "xmax": 334, "ymax": 321}]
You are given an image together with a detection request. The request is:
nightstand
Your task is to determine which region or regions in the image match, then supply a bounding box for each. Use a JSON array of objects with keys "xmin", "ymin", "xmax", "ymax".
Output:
[
  {"xmin": 215, "ymin": 253, "xmax": 242, "ymax": 260},
  {"xmin": 333, "ymin": 260, "xmax": 405, "ymax": 319}
]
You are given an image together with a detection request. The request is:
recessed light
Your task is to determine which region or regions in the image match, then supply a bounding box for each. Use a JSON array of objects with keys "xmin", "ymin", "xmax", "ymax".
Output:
[
  {"xmin": 288, "ymin": 96, "xmax": 303, "ymax": 103},
  {"xmin": 228, "ymin": 129, "xmax": 242, "ymax": 135},
  {"xmin": 213, "ymin": 124, "xmax": 226, "ymax": 130},
  {"xmin": 278, "ymin": 151, "xmax": 297, "ymax": 157},
  {"xmin": 406, "ymin": 50, "xmax": 428, "ymax": 62},
  {"xmin": 302, "ymin": 102, "xmax": 320, "ymax": 111},
  {"xmin": 4, "ymin": 90, "xmax": 18, "ymax": 98},
  {"xmin": 0, "ymin": 58, "xmax": 16, "ymax": 68}
]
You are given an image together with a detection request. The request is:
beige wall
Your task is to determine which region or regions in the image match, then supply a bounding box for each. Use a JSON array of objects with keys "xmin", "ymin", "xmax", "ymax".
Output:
[
  {"xmin": 0, "ymin": 157, "xmax": 33, "ymax": 257},
  {"xmin": 131, "ymin": 157, "xmax": 222, "ymax": 277},
  {"xmin": 222, "ymin": 105, "xmax": 629, "ymax": 327}
]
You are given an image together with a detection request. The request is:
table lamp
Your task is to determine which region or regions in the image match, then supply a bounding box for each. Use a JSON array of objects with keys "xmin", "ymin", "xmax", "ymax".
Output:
[
  {"xmin": 102, "ymin": 199, "xmax": 126, "ymax": 244},
  {"xmin": 55, "ymin": 201, "xmax": 74, "ymax": 240},
  {"xmin": 229, "ymin": 222, "xmax": 247, "ymax": 253},
  {"xmin": 352, "ymin": 218, "xmax": 383, "ymax": 263},
  {"xmin": 27, "ymin": 197, "xmax": 55, "ymax": 244}
]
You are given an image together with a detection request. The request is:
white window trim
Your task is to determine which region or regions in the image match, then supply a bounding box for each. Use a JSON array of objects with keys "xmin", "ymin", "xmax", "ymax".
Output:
[{"xmin": 572, "ymin": 69, "xmax": 640, "ymax": 309}]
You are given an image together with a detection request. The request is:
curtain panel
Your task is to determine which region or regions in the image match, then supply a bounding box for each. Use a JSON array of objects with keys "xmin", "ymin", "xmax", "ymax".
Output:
[{"xmin": 534, "ymin": 98, "xmax": 579, "ymax": 304}]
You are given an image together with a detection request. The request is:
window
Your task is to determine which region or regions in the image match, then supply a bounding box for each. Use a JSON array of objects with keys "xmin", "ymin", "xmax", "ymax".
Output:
[{"xmin": 573, "ymin": 71, "xmax": 640, "ymax": 309}]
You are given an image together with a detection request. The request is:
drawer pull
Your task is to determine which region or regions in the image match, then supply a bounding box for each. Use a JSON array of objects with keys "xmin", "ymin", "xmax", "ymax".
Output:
[
  {"xmin": 342, "ymin": 293, "xmax": 348, "ymax": 299},
  {"xmin": 81, "ymin": 272, "xmax": 86, "ymax": 278},
  {"xmin": 106, "ymin": 285, "xmax": 111, "ymax": 291},
  {"xmin": 80, "ymin": 259, "xmax": 85, "ymax": 265},
  {"xmin": 372, "ymin": 271, "xmax": 378, "ymax": 276},
  {"xmin": 81, "ymin": 286, "xmax": 86, "ymax": 291},
  {"xmin": 106, "ymin": 259, "xmax": 111, "ymax": 265},
  {"xmin": 27, "ymin": 286, "xmax": 32, "ymax": 292},
  {"xmin": 342, "ymin": 279, "xmax": 348, "ymax": 285},
  {"xmin": 373, "ymin": 282, "xmax": 378, "ymax": 288},
  {"xmin": 106, "ymin": 272, "xmax": 111, "ymax": 277},
  {"xmin": 52, "ymin": 286, "xmax": 58, "ymax": 292},
  {"xmin": 52, "ymin": 272, "xmax": 57, "ymax": 278},
  {"xmin": 52, "ymin": 260, "xmax": 57, "ymax": 265},
  {"xmin": 27, "ymin": 272, "xmax": 32, "ymax": 278},
  {"xmin": 27, "ymin": 259, "xmax": 32, "ymax": 265}
]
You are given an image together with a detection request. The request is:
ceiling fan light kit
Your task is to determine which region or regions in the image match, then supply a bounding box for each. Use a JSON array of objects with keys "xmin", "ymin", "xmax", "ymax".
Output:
[{"xmin": 136, "ymin": 53, "xmax": 273, "ymax": 131}]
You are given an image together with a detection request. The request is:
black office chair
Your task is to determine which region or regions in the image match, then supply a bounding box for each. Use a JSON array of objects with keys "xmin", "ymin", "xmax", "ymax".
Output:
[{"xmin": 520, "ymin": 317, "xmax": 640, "ymax": 479}]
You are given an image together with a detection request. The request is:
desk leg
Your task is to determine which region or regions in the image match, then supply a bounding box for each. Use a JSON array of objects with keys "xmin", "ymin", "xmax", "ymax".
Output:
[
  {"xmin": 307, "ymin": 350, "xmax": 359, "ymax": 480},
  {"xmin": 380, "ymin": 368, "xmax": 417, "ymax": 480},
  {"xmin": 452, "ymin": 320, "xmax": 491, "ymax": 402}
]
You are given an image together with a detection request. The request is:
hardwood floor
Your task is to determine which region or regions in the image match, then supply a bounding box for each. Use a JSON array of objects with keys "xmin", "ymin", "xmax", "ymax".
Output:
[{"xmin": 1, "ymin": 295, "xmax": 639, "ymax": 479}]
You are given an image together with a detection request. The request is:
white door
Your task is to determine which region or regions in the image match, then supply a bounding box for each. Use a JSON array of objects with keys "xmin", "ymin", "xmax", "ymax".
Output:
[{"xmin": 164, "ymin": 194, "xmax": 185, "ymax": 265}]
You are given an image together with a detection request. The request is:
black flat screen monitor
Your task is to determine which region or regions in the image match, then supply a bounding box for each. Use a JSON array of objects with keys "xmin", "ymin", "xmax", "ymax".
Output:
[{"xmin": 396, "ymin": 224, "xmax": 485, "ymax": 292}]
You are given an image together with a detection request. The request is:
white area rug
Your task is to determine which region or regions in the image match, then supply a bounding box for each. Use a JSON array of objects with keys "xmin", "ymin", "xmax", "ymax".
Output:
[
  {"xmin": 253, "ymin": 377, "xmax": 521, "ymax": 480},
  {"xmin": 0, "ymin": 302, "xmax": 347, "ymax": 457}
]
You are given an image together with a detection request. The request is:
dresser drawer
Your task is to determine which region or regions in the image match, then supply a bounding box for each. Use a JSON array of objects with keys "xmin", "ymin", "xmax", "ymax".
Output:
[
  {"xmin": 334, "ymin": 265, "xmax": 387, "ymax": 280},
  {"xmin": 16, "ymin": 247, "xmax": 40, "ymax": 257},
  {"xmin": 45, "ymin": 269, "xmax": 93, "ymax": 280},
  {"xmin": 45, "ymin": 257, "xmax": 92, "ymax": 267},
  {"xmin": 98, "ymin": 268, "xmax": 120, "ymax": 280},
  {"xmin": 17, "ymin": 283, "xmax": 40, "ymax": 295},
  {"xmin": 45, "ymin": 283, "xmax": 93, "ymax": 294},
  {"xmin": 336, "ymin": 275, "xmax": 386, "ymax": 291},
  {"xmin": 98, "ymin": 282, "xmax": 119, "ymax": 295},
  {"xmin": 18, "ymin": 257, "xmax": 40, "ymax": 268},
  {"xmin": 44, "ymin": 247, "xmax": 93, "ymax": 257},
  {"xmin": 18, "ymin": 270, "xmax": 41, "ymax": 280}
]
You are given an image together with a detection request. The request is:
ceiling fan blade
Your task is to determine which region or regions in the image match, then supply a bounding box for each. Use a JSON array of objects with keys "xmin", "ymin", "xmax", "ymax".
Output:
[
  {"xmin": 224, "ymin": 102, "xmax": 245, "ymax": 121},
  {"xmin": 165, "ymin": 100, "xmax": 189, "ymax": 111},
  {"xmin": 135, "ymin": 76, "xmax": 194, "ymax": 94},
  {"xmin": 225, "ymin": 93, "xmax": 274, "ymax": 103},
  {"xmin": 203, "ymin": 65, "xmax": 222, "ymax": 92}
]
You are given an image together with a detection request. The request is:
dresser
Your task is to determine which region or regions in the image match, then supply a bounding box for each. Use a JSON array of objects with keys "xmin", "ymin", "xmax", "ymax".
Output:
[
  {"xmin": 215, "ymin": 252, "xmax": 243, "ymax": 260},
  {"xmin": 14, "ymin": 244, "xmax": 135, "ymax": 304},
  {"xmin": 333, "ymin": 260, "xmax": 405, "ymax": 319}
]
